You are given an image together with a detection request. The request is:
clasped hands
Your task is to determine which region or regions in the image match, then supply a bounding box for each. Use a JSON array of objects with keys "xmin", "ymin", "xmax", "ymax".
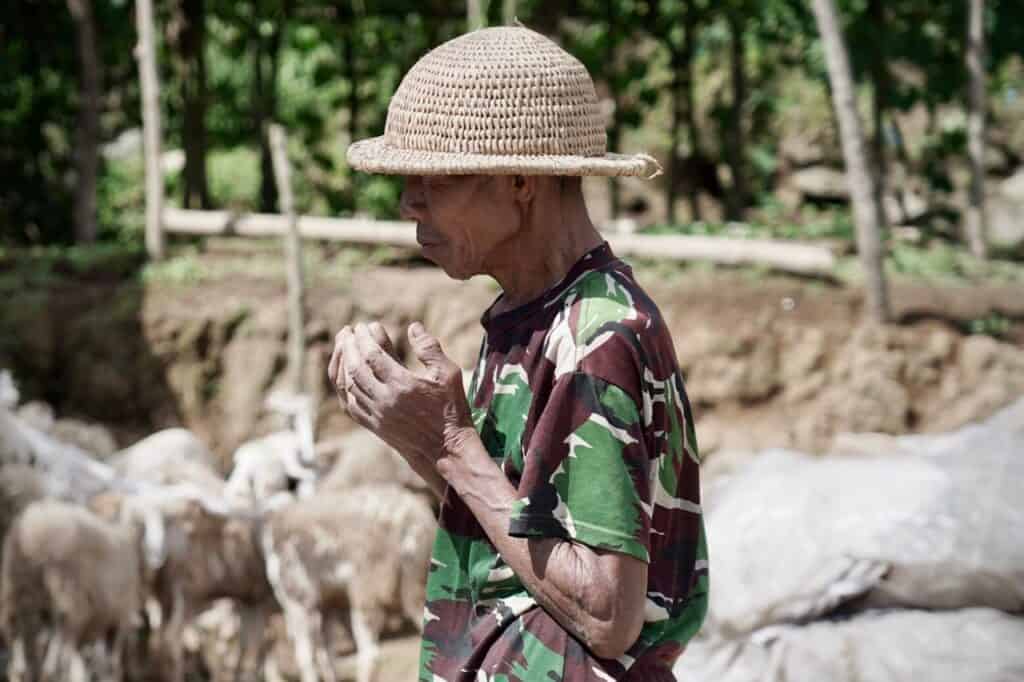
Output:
[{"xmin": 327, "ymin": 321, "xmax": 477, "ymax": 470}]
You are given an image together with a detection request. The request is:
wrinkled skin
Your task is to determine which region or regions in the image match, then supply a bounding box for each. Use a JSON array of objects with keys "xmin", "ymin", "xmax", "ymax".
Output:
[{"xmin": 327, "ymin": 173, "xmax": 648, "ymax": 660}]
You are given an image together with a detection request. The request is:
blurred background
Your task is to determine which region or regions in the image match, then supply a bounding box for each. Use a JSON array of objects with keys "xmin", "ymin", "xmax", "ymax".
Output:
[{"xmin": 1, "ymin": 0, "xmax": 1023, "ymax": 681}]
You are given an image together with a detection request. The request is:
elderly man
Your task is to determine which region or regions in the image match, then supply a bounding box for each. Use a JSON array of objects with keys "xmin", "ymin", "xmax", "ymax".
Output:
[{"xmin": 328, "ymin": 26, "xmax": 708, "ymax": 682}]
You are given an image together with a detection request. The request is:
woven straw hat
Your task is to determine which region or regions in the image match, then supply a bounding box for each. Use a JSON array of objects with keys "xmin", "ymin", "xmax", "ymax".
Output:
[{"xmin": 346, "ymin": 26, "xmax": 662, "ymax": 178}]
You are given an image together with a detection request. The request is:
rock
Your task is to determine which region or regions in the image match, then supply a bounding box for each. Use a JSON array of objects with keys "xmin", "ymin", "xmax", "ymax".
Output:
[
  {"xmin": 959, "ymin": 334, "xmax": 1006, "ymax": 384},
  {"xmin": 779, "ymin": 133, "xmax": 828, "ymax": 167},
  {"xmin": 161, "ymin": 148, "xmax": 186, "ymax": 175},
  {"xmin": 988, "ymin": 196, "xmax": 1024, "ymax": 252},
  {"xmin": 795, "ymin": 369, "xmax": 910, "ymax": 452},
  {"xmin": 685, "ymin": 315, "xmax": 781, "ymax": 404},
  {"xmin": 101, "ymin": 127, "xmax": 142, "ymax": 162},
  {"xmin": 791, "ymin": 166, "xmax": 849, "ymax": 201},
  {"xmin": 779, "ymin": 327, "xmax": 826, "ymax": 384},
  {"xmin": 986, "ymin": 168, "xmax": 1024, "ymax": 250}
]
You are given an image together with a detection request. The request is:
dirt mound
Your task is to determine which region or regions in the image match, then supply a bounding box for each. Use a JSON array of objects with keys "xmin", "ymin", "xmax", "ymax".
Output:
[{"xmin": 2, "ymin": 260, "xmax": 1021, "ymax": 467}]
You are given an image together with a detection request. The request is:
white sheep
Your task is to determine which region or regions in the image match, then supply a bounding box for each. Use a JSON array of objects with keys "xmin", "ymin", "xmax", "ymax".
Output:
[
  {"xmin": 225, "ymin": 430, "xmax": 317, "ymax": 511},
  {"xmin": 110, "ymin": 428, "xmax": 224, "ymax": 495},
  {"xmin": 0, "ymin": 496, "xmax": 167, "ymax": 682},
  {"xmin": 223, "ymin": 390, "xmax": 319, "ymax": 511},
  {"xmin": 262, "ymin": 483, "xmax": 437, "ymax": 682}
]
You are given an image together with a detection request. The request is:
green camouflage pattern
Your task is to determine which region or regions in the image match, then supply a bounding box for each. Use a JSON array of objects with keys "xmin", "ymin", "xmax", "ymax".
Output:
[{"xmin": 420, "ymin": 243, "xmax": 709, "ymax": 681}]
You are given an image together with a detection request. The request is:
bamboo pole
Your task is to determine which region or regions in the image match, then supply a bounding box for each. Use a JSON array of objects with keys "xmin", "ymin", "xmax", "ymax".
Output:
[
  {"xmin": 267, "ymin": 123, "xmax": 305, "ymax": 395},
  {"xmin": 134, "ymin": 0, "xmax": 165, "ymax": 260},
  {"xmin": 162, "ymin": 208, "xmax": 839, "ymax": 276}
]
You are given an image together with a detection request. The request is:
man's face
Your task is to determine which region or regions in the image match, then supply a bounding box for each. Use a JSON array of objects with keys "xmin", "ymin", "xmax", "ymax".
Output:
[{"xmin": 399, "ymin": 175, "xmax": 520, "ymax": 280}]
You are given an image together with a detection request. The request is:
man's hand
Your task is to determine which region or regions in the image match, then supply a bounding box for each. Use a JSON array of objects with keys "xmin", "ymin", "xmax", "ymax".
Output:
[{"xmin": 327, "ymin": 320, "xmax": 476, "ymax": 474}]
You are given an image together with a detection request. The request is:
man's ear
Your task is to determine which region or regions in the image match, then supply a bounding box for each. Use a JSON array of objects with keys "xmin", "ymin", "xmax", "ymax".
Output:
[{"xmin": 512, "ymin": 174, "xmax": 537, "ymax": 204}]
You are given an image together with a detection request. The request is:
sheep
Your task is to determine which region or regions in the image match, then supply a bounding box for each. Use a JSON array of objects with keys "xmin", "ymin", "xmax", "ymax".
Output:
[
  {"xmin": 148, "ymin": 492, "xmax": 275, "ymax": 682},
  {"xmin": 315, "ymin": 428, "xmax": 429, "ymax": 499},
  {"xmin": 15, "ymin": 401, "xmax": 119, "ymax": 459},
  {"xmin": 110, "ymin": 428, "xmax": 224, "ymax": 496},
  {"xmin": 223, "ymin": 390, "xmax": 320, "ymax": 510},
  {"xmin": 0, "ymin": 496, "xmax": 167, "ymax": 682},
  {"xmin": 262, "ymin": 483, "xmax": 438, "ymax": 682},
  {"xmin": 224, "ymin": 430, "xmax": 317, "ymax": 511}
]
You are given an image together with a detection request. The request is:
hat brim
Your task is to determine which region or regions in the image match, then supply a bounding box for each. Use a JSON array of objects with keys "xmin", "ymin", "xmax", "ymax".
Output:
[{"xmin": 347, "ymin": 136, "xmax": 662, "ymax": 179}]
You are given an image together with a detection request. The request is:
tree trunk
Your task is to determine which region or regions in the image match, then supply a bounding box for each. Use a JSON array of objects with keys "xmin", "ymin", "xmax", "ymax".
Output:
[
  {"xmin": 135, "ymin": 0, "xmax": 165, "ymax": 259},
  {"xmin": 468, "ymin": 0, "xmax": 486, "ymax": 30},
  {"xmin": 965, "ymin": 0, "xmax": 988, "ymax": 258},
  {"xmin": 345, "ymin": 26, "xmax": 359, "ymax": 146},
  {"xmin": 68, "ymin": 0, "xmax": 102, "ymax": 244},
  {"xmin": 502, "ymin": 0, "xmax": 516, "ymax": 24},
  {"xmin": 682, "ymin": 4, "xmax": 701, "ymax": 222},
  {"xmin": 724, "ymin": 9, "xmax": 748, "ymax": 221},
  {"xmin": 666, "ymin": 55, "xmax": 683, "ymax": 225},
  {"xmin": 254, "ymin": 21, "xmax": 284, "ymax": 213},
  {"xmin": 180, "ymin": 0, "xmax": 210, "ymax": 209},
  {"xmin": 868, "ymin": 0, "xmax": 890, "ymax": 227},
  {"xmin": 268, "ymin": 124, "xmax": 305, "ymax": 395},
  {"xmin": 811, "ymin": 0, "xmax": 890, "ymax": 322}
]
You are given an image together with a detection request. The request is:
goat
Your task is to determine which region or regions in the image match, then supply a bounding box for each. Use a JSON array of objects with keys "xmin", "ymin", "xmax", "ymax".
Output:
[
  {"xmin": 262, "ymin": 483, "xmax": 437, "ymax": 682},
  {"xmin": 0, "ymin": 497, "xmax": 166, "ymax": 682}
]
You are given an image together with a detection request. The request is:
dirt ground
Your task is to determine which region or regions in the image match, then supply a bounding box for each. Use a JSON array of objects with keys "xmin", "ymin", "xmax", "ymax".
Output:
[{"xmin": 3, "ymin": 249, "xmax": 1023, "ymax": 467}]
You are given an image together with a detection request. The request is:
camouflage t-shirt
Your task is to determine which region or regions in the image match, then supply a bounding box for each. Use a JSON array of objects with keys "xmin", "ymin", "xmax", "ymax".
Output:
[{"xmin": 420, "ymin": 243, "xmax": 709, "ymax": 681}]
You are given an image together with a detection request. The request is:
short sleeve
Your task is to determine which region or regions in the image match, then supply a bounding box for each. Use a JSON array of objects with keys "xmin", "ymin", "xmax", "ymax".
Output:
[{"xmin": 508, "ymin": 369, "xmax": 652, "ymax": 563}]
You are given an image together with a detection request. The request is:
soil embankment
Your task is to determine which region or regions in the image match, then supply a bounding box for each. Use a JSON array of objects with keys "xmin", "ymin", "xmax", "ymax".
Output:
[{"xmin": 2, "ymin": 255, "xmax": 1022, "ymax": 470}]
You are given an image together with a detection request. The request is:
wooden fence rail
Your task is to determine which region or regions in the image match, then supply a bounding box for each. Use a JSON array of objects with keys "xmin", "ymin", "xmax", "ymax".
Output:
[{"xmin": 162, "ymin": 208, "xmax": 839, "ymax": 276}]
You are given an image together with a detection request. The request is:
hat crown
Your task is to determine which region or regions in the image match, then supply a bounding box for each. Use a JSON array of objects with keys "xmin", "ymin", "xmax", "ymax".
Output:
[{"xmin": 383, "ymin": 27, "xmax": 607, "ymax": 158}]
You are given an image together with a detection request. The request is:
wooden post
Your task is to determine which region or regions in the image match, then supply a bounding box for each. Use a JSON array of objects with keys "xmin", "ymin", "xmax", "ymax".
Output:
[
  {"xmin": 268, "ymin": 123, "xmax": 305, "ymax": 395},
  {"xmin": 135, "ymin": 0, "xmax": 165, "ymax": 259}
]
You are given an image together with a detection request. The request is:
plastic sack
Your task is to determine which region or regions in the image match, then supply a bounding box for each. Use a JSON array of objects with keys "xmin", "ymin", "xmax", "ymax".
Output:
[
  {"xmin": 674, "ymin": 608, "xmax": 1024, "ymax": 682},
  {"xmin": 703, "ymin": 398, "xmax": 1024, "ymax": 636}
]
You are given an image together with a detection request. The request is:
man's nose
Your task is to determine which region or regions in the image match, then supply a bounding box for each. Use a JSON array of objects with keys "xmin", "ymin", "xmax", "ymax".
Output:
[{"xmin": 399, "ymin": 177, "xmax": 427, "ymax": 221}]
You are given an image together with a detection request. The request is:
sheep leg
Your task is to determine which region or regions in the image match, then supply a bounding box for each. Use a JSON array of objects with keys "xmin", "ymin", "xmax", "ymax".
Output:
[
  {"xmin": 311, "ymin": 611, "xmax": 336, "ymax": 682},
  {"xmin": 66, "ymin": 646, "xmax": 88, "ymax": 682},
  {"xmin": 282, "ymin": 602, "xmax": 319, "ymax": 682},
  {"xmin": 41, "ymin": 627, "xmax": 65, "ymax": 682},
  {"xmin": 9, "ymin": 637, "xmax": 28, "ymax": 682},
  {"xmin": 162, "ymin": 588, "xmax": 186, "ymax": 682},
  {"xmin": 234, "ymin": 605, "xmax": 266, "ymax": 682},
  {"xmin": 109, "ymin": 624, "xmax": 129, "ymax": 682},
  {"xmin": 349, "ymin": 607, "xmax": 382, "ymax": 682}
]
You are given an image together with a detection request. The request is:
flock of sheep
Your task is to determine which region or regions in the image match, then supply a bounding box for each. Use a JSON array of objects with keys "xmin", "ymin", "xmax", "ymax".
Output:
[{"xmin": 0, "ymin": 371, "xmax": 438, "ymax": 682}]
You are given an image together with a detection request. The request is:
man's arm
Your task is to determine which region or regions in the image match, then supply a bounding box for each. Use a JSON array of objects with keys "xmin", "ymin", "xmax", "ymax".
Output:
[
  {"xmin": 398, "ymin": 449, "xmax": 448, "ymax": 501},
  {"xmin": 330, "ymin": 321, "xmax": 648, "ymax": 658},
  {"xmin": 438, "ymin": 428, "xmax": 648, "ymax": 660}
]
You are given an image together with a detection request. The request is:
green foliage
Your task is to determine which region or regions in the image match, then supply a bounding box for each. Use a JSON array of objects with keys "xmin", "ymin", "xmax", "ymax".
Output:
[
  {"xmin": 4, "ymin": 0, "xmax": 1024, "ymax": 285},
  {"xmin": 207, "ymin": 146, "xmax": 262, "ymax": 209},
  {"xmin": 967, "ymin": 312, "xmax": 1013, "ymax": 340}
]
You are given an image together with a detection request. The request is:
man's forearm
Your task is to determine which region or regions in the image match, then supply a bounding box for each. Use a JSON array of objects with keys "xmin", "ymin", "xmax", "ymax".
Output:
[
  {"xmin": 402, "ymin": 451, "xmax": 449, "ymax": 501},
  {"xmin": 435, "ymin": 436, "xmax": 645, "ymax": 659}
]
